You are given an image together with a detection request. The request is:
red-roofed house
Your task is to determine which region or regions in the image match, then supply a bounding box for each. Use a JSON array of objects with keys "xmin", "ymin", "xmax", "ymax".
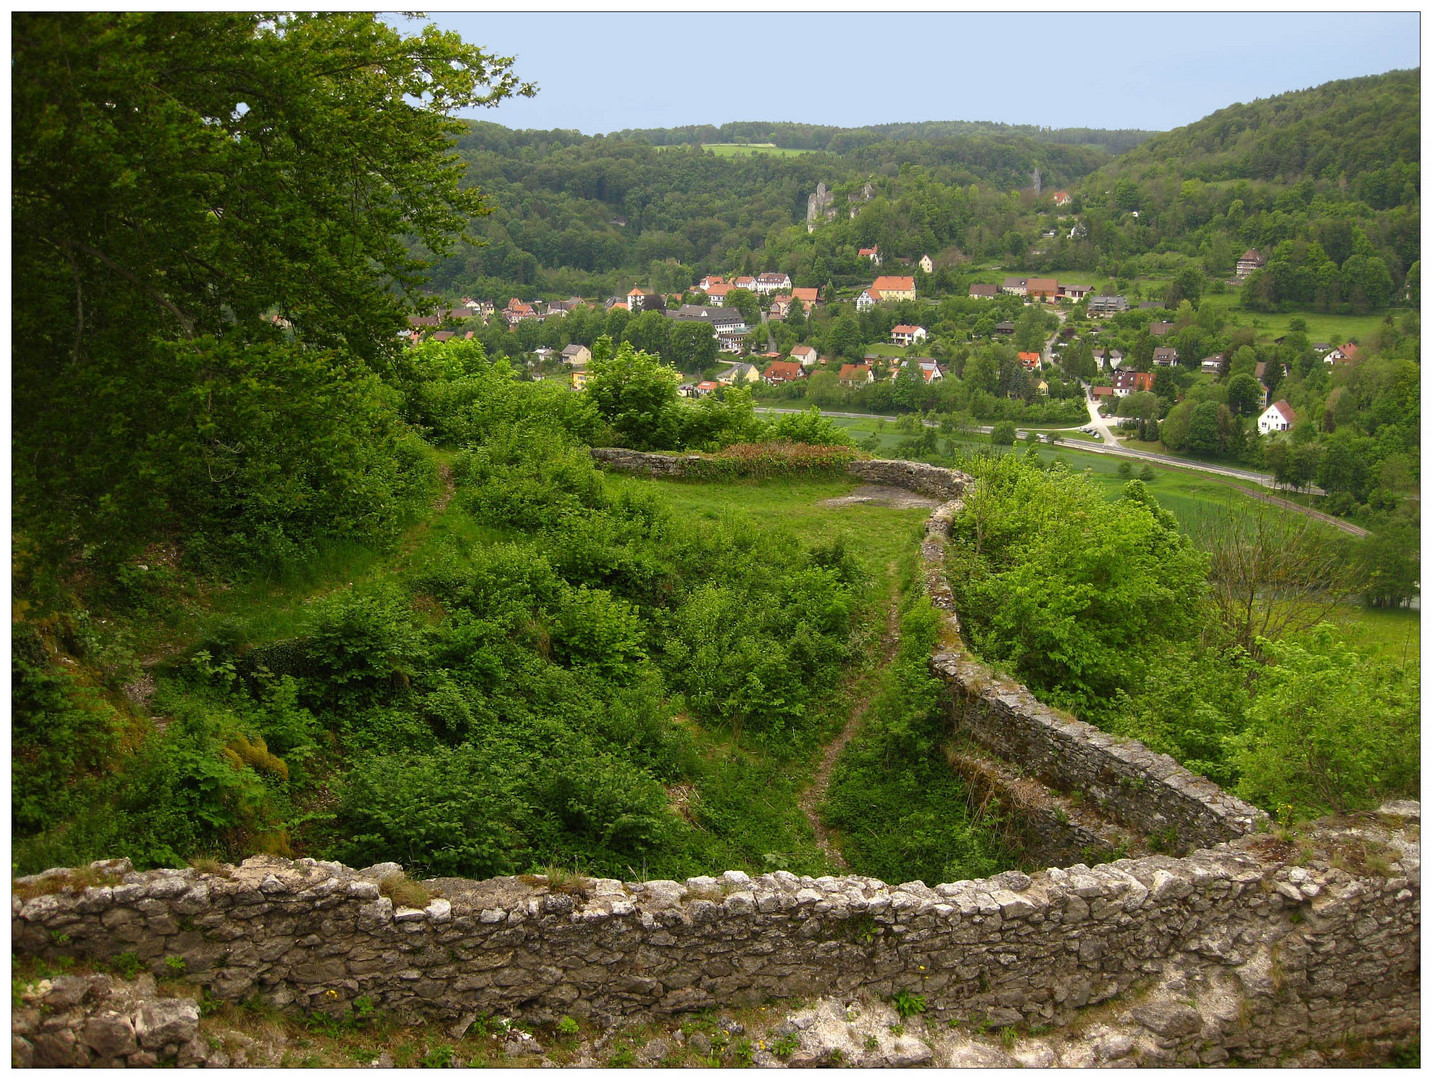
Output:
[
  {"xmin": 1112, "ymin": 369, "xmax": 1155, "ymax": 397},
  {"xmin": 790, "ymin": 286, "xmax": 821, "ymax": 306},
  {"xmin": 1257, "ymin": 400, "xmax": 1296, "ymax": 435},
  {"xmin": 1052, "ymin": 191, "xmax": 1071, "ymax": 206},
  {"xmin": 763, "ymin": 360, "xmax": 807, "ymax": 385},
  {"xmin": 1324, "ymin": 341, "xmax": 1361, "ymax": 365},
  {"xmin": 1017, "ymin": 351, "xmax": 1041, "ymax": 370},
  {"xmin": 858, "ymin": 245, "xmax": 881, "ymax": 265},
  {"xmin": 732, "ymin": 275, "xmax": 756, "ymax": 291},
  {"xmin": 704, "ymin": 283, "xmax": 733, "ymax": 306},
  {"xmin": 697, "ymin": 275, "xmax": 725, "ymax": 291},
  {"xmin": 891, "ymin": 324, "xmax": 927, "ymax": 347},
  {"xmin": 838, "ymin": 363, "xmax": 873, "ymax": 386}
]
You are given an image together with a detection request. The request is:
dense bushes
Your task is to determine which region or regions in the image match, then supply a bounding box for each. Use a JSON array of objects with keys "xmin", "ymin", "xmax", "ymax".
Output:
[
  {"xmin": 822, "ymin": 598, "xmax": 1007, "ymax": 885},
  {"xmin": 948, "ymin": 454, "xmax": 1420, "ymax": 821}
]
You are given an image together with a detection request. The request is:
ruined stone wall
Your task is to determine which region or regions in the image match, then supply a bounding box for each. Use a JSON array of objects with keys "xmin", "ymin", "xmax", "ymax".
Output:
[
  {"xmin": 918, "ymin": 490, "xmax": 1268, "ymax": 852},
  {"xmin": 11, "ymin": 814, "xmax": 1420, "ymax": 1064}
]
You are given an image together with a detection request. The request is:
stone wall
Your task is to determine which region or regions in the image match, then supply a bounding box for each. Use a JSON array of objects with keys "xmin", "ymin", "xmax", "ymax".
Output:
[
  {"xmin": 588, "ymin": 448, "xmax": 969, "ymax": 503},
  {"xmin": 918, "ymin": 489, "xmax": 1269, "ymax": 852},
  {"xmin": 11, "ymin": 812, "xmax": 1420, "ymax": 1064}
]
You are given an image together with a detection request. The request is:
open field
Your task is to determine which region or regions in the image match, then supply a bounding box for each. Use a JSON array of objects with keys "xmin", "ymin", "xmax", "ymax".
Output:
[
  {"xmin": 697, "ymin": 142, "xmax": 815, "ymax": 158},
  {"xmin": 1192, "ymin": 293, "xmax": 1391, "ymax": 344}
]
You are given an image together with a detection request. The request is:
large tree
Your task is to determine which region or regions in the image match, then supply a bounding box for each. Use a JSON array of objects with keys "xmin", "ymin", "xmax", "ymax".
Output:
[{"xmin": 13, "ymin": 13, "xmax": 533, "ymax": 563}]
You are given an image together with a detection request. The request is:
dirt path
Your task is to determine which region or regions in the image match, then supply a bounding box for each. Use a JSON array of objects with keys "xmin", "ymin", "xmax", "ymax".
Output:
[{"xmin": 798, "ymin": 565, "xmax": 903, "ymax": 872}]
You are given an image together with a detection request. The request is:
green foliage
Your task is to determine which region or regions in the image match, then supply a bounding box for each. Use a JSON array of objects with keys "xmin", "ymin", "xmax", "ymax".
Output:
[
  {"xmin": 822, "ymin": 599, "xmax": 1008, "ymax": 883},
  {"xmin": 891, "ymin": 990, "xmax": 928, "ymax": 1019},
  {"xmin": 13, "ymin": 12, "xmax": 529, "ymax": 570},
  {"xmin": 1230, "ymin": 628, "xmax": 1419, "ymax": 819},
  {"xmin": 947, "ymin": 458, "xmax": 1209, "ymax": 718},
  {"xmin": 769, "ymin": 408, "xmax": 855, "ymax": 447},
  {"xmin": 585, "ymin": 341, "xmax": 685, "ymax": 450}
]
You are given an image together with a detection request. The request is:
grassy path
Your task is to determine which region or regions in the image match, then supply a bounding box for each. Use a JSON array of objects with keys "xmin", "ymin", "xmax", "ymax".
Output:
[{"xmin": 798, "ymin": 563, "xmax": 903, "ymax": 871}]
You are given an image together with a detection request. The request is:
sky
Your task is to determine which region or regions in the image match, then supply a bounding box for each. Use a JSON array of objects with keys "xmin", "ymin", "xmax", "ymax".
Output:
[{"xmin": 401, "ymin": 10, "xmax": 1422, "ymax": 136}]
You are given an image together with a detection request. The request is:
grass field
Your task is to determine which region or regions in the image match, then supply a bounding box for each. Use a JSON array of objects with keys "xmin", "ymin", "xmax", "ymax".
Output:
[
  {"xmin": 700, "ymin": 142, "xmax": 815, "ymax": 158},
  {"xmin": 1190, "ymin": 293, "xmax": 1390, "ymax": 344}
]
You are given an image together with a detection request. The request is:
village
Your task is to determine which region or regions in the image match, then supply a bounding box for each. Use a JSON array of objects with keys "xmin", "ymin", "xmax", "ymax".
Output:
[{"xmin": 399, "ymin": 237, "xmax": 1356, "ymax": 455}]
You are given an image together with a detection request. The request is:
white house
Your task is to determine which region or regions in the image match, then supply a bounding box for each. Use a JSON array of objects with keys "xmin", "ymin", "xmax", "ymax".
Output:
[
  {"xmin": 752, "ymin": 272, "xmax": 792, "ymax": 295},
  {"xmin": 890, "ymin": 324, "xmax": 928, "ymax": 347},
  {"xmin": 1257, "ymin": 400, "xmax": 1296, "ymax": 435},
  {"xmin": 790, "ymin": 344, "xmax": 818, "ymax": 367},
  {"xmin": 918, "ymin": 254, "xmax": 934, "ymax": 274}
]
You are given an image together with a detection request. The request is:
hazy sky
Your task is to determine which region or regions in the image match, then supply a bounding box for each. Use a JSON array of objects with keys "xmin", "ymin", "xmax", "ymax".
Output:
[{"xmin": 403, "ymin": 11, "xmax": 1421, "ymax": 135}]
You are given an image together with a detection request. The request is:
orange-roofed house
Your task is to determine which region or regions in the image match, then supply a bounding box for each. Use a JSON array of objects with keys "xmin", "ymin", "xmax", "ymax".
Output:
[
  {"xmin": 1052, "ymin": 191, "xmax": 1071, "ymax": 206},
  {"xmin": 763, "ymin": 360, "xmax": 807, "ymax": 385},
  {"xmin": 790, "ymin": 286, "xmax": 821, "ymax": 306},
  {"xmin": 1017, "ymin": 351, "xmax": 1042, "ymax": 369},
  {"xmin": 858, "ymin": 245, "xmax": 881, "ymax": 265},
  {"xmin": 704, "ymin": 283, "xmax": 733, "ymax": 306},
  {"xmin": 838, "ymin": 363, "xmax": 874, "ymax": 386},
  {"xmin": 857, "ymin": 276, "xmax": 916, "ymax": 310},
  {"xmin": 1024, "ymin": 277, "xmax": 1059, "ymax": 302},
  {"xmin": 891, "ymin": 324, "xmax": 928, "ymax": 347}
]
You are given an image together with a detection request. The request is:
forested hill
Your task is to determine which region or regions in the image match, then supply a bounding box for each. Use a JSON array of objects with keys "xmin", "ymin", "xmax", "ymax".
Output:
[
  {"xmin": 610, "ymin": 119, "xmax": 1157, "ymax": 156},
  {"xmin": 430, "ymin": 120, "xmax": 1120, "ymax": 297},
  {"xmin": 1088, "ymin": 69, "xmax": 1419, "ymax": 203}
]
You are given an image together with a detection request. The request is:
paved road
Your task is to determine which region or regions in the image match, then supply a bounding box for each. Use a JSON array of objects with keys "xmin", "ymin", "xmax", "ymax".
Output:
[{"xmin": 753, "ymin": 404, "xmax": 1366, "ymax": 536}]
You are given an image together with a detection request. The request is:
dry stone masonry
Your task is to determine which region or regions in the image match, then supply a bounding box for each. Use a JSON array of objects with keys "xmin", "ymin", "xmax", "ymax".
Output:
[{"xmin": 11, "ymin": 461, "xmax": 1419, "ymax": 1065}]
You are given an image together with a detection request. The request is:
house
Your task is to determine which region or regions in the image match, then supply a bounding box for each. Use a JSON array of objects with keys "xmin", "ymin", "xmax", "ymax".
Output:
[
  {"xmin": 697, "ymin": 275, "xmax": 725, "ymax": 291},
  {"xmin": 408, "ymin": 314, "xmax": 442, "ymax": 329},
  {"xmin": 969, "ymin": 283, "xmax": 999, "ymax": 299},
  {"xmin": 790, "ymin": 286, "xmax": 821, "ymax": 307},
  {"xmin": 1058, "ymin": 283, "xmax": 1092, "ymax": 301},
  {"xmin": 858, "ymin": 245, "xmax": 881, "ymax": 265},
  {"xmin": 1257, "ymin": 400, "xmax": 1296, "ymax": 435},
  {"xmin": 531, "ymin": 345, "xmax": 553, "ymax": 361},
  {"xmin": 918, "ymin": 254, "xmax": 934, "ymax": 274},
  {"xmin": 1025, "ymin": 277, "xmax": 1060, "ymax": 302},
  {"xmin": 732, "ymin": 275, "xmax": 756, "ymax": 291},
  {"xmin": 1017, "ymin": 351, "xmax": 1042, "ymax": 370},
  {"xmin": 767, "ymin": 296, "xmax": 793, "ymax": 320},
  {"xmin": 1323, "ymin": 341, "xmax": 1361, "ymax": 365},
  {"xmin": 433, "ymin": 331, "xmax": 454, "ymax": 343},
  {"xmin": 763, "ymin": 360, "xmax": 806, "ymax": 385},
  {"xmin": 693, "ymin": 380, "xmax": 721, "ymax": 397},
  {"xmin": 603, "ymin": 297, "xmax": 628, "ymax": 311},
  {"xmin": 1112, "ymin": 369, "xmax": 1154, "ymax": 397},
  {"xmin": 546, "ymin": 298, "xmax": 585, "ymax": 316},
  {"xmin": 561, "ymin": 343, "xmax": 592, "ymax": 367},
  {"xmin": 1087, "ymin": 295, "xmax": 1128, "ymax": 316},
  {"xmin": 1200, "ymin": 354, "xmax": 1224, "ymax": 375},
  {"xmin": 571, "ymin": 369, "xmax": 589, "ymax": 390},
  {"xmin": 1236, "ymin": 249, "xmax": 1266, "ymax": 281},
  {"xmin": 703, "ymin": 283, "xmax": 733, "ymax": 306},
  {"xmin": 837, "ymin": 363, "xmax": 874, "ymax": 386},
  {"xmin": 873, "ymin": 275, "xmax": 916, "ymax": 300},
  {"xmin": 716, "ymin": 327, "xmax": 752, "ymax": 353},
  {"xmin": 1034, "ymin": 379, "xmax": 1049, "ymax": 396},
  {"xmin": 503, "ymin": 298, "xmax": 537, "ymax": 325},
  {"xmin": 753, "ymin": 272, "xmax": 792, "ymax": 295},
  {"xmin": 1001, "ymin": 276, "xmax": 1028, "ymax": 296},
  {"xmin": 1052, "ymin": 190, "xmax": 1071, "ymax": 206},
  {"xmin": 1149, "ymin": 321, "xmax": 1174, "ymax": 337},
  {"xmin": 627, "ymin": 287, "xmax": 665, "ymax": 313},
  {"xmin": 994, "ymin": 321, "xmax": 1015, "ymax": 335},
  {"xmin": 790, "ymin": 344, "xmax": 818, "ymax": 367},
  {"xmin": 901, "ymin": 359, "xmax": 943, "ymax": 383},
  {"xmin": 1152, "ymin": 346, "xmax": 1179, "ymax": 367},
  {"xmin": 890, "ymin": 324, "xmax": 928, "ymax": 347},
  {"xmin": 1091, "ymin": 385, "xmax": 1116, "ymax": 403},
  {"xmin": 1093, "ymin": 348, "xmax": 1126, "ymax": 371},
  {"xmin": 717, "ymin": 362, "xmax": 760, "ymax": 385}
]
